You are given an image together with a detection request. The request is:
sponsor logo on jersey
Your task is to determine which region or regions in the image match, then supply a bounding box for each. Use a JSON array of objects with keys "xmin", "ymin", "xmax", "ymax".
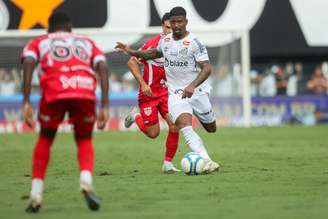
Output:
[
  {"xmin": 183, "ymin": 40, "xmax": 190, "ymax": 46},
  {"xmin": 143, "ymin": 107, "xmax": 152, "ymax": 116},
  {"xmin": 164, "ymin": 58, "xmax": 188, "ymax": 67},
  {"xmin": 60, "ymin": 75, "xmax": 94, "ymax": 90},
  {"xmin": 179, "ymin": 47, "xmax": 188, "ymax": 56},
  {"xmin": 164, "ymin": 38, "xmax": 171, "ymax": 42}
]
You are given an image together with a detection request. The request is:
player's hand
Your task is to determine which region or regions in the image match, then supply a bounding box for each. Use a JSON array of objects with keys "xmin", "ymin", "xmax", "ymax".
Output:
[
  {"xmin": 141, "ymin": 82, "xmax": 152, "ymax": 97},
  {"xmin": 182, "ymin": 84, "xmax": 195, "ymax": 98},
  {"xmin": 115, "ymin": 42, "xmax": 131, "ymax": 55},
  {"xmin": 97, "ymin": 107, "xmax": 109, "ymax": 130},
  {"xmin": 131, "ymin": 56, "xmax": 141, "ymax": 64},
  {"xmin": 23, "ymin": 102, "xmax": 34, "ymax": 127}
]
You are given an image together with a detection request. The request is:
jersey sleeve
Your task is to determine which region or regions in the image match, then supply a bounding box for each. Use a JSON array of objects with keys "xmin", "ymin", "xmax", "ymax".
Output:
[
  {"xmin": 192, "ymin": 37, "xmax": 210, "ymax": 62},
  {"xmin": 90, "ymin": 40, "xmax": 106, "ymax": 69},
  {"xmin": 21, "ymin": 38, "xmax": 40, "ymax": 63}
]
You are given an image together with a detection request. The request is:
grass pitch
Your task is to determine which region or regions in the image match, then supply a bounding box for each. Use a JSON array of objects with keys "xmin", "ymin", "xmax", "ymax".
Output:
[{"xmin": 0, "ymin": 125, "xmax": 327, "ymax": 219}]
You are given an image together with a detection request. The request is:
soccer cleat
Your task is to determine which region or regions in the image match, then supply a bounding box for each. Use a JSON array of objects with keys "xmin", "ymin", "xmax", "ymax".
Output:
[
  {"xmin": 162, "ymin": 163, "xmax": 181, "ymax": 174},
  {"xmin": 202, "ymin": 160, "xmax": 220, "ymax": 174},
  {"xmin": 80, "ymin": 182, "xmax": 101, "ymax": 211},
  {"xmin": 124, "ymin": 107, "xmax": 139, "ymax": 128},
  {"xmin": 25, "ymin": 193, "xmax": 42, "ymax": 213}
]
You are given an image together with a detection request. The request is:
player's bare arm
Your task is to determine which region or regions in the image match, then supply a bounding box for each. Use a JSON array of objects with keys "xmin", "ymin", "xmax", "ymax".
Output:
[
  {"xmin": 115, "ymin": 42, "xmax": 163, "ymax": 59},
  {"xmin": 95, "ymin": 61, "xmax": 110, "ymax": 129},
  {"xmin": 127, "ymin": 57, "xmax": 152, "ymax": 97},
  {"xmin": 22, "ymin": 57, "xmax": 37, "ymax": 127},
  {"xmin": 182, "ymin": 60, "xmax": 212, "ymax": 98}
]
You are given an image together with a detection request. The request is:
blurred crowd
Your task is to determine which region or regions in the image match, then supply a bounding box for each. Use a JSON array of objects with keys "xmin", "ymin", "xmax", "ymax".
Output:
[
  {"xmin": 1, "ymin": 61, "xmax": 328, "ymax": 97},
  {"xmin": 0, "ymin": 67, "xmax": 139, "ymax": 96},
  {"xmin": 212, "ymin": 61, "xmax": 328, "ymax": 97}
]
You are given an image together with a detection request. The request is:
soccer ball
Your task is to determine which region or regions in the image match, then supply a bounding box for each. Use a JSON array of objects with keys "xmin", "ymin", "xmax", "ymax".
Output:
[{"xmin": 181, "ymin": 152, "xmax": 205, "ymax": 175}]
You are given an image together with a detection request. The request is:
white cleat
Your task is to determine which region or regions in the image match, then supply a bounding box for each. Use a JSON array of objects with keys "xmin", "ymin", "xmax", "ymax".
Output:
[
  {"xmin": 162, "ymin": 163, "xmax": 181, "ymax": 174},
  {"xmin": 124, "ymin": 107, "xmax": 139, "ymax": 128},
  {"xmin": 202, "ymin": 160, "xmax": 220, "ymax": 174},
  {"xmin": 25, "ymin": 193, "xmax": 42, "ymax": 213}
]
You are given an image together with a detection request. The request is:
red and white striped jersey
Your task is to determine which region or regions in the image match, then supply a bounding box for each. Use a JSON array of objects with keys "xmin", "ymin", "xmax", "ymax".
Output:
[
  {"xmin": 21, "ymin": 31, "xmax": 106, "ymax": 103},
  {"xmin": 138, "ymin": 34, "xmax": 168, "ymax": 103}
]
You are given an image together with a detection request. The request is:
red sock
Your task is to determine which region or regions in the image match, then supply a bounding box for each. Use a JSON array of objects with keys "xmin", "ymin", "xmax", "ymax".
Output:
[
  {"xmin": 165, "ymin": 131, "xmax": 179, "ymax": 162},
  {"xmin": 135, "ymin": 114, "xmax": 147, "ymax": 135},
  {"xmin": 75, "ymin": 137, "xmax": 94, "ymax": 172},
  {"xmin": 32, "ymin": 135, "xmax": 54, "ymax": 179}
]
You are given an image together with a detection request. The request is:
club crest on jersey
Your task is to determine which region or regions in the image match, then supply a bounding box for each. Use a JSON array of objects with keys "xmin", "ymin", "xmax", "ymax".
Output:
[
  {"xmin": 164, "ymin": 38, "xmax": 171, "ymax": 42},
  {"xmin": 143, "ymin": 107, "xmax": 152, "ymax": 116}
]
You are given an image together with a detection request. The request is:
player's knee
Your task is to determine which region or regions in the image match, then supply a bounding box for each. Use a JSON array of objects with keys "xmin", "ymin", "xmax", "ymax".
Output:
[
  {"xmin": 168, "ymin": 124, "xmax": 179, "ymax": 133},
  {"xmin": 206, "ymin": 126, "xmax": 217, "ymax": 133},
  {"xmin": 40, "ymin": 128, "xmax": 57, "ymax": 139},
  {"xmin": 74, "ymin": 132, "xmax": 92, "ymax": 140},
  {"xmin": 146, "ymin": 128, "xmax": 160, "ymax": 138},
  {"xmin": 148, "ymin": 131, "xmax": 160, "ymax": 139}
]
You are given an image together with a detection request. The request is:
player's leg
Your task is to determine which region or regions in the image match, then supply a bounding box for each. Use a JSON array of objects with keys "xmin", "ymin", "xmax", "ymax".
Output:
[
  {"xmin": 26, "ymin": 100, "xmax": 65, "ymax": 213},
  {"xmin": 124, "ymin": 104, "xmax": 161, "ymax": 138},
  {"xmin": 159, "ymin": 96, "xmax": 180, "ymax": 173},
  {"xmin": 169, "ymin": 94, "xmax": 210, "ymax": 160},
  {"xmin": 190, "ymin": 93, "xmax": 220, "ymax": 173},
  {"xmin": 137, "ymin": 101, "xmax": 162, "ymax": 138},
  {"xmin": 70, "ymin": 99, "xmax": 100, "ymax": 211}
]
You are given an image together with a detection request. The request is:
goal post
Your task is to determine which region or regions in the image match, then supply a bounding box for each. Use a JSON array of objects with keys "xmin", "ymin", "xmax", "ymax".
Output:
[{"xmin": 0, "ymin": 27, "xmax": 252, "ymax": 127}]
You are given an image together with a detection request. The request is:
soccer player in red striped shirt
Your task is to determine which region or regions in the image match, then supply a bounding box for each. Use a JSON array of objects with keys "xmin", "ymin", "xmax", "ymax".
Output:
[
  {"xmin": 22, "ymin": 12, "xmax": 109, "ymax": 212},
  {"xmin": 124, "ymin": 13, "xmax": 180, "ymax": 173}
]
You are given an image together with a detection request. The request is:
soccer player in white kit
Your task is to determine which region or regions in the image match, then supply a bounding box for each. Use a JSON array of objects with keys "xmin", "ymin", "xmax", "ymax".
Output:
[{"xmin": 116, "ymin": 6, "xmax": 220, "ymax": 174}]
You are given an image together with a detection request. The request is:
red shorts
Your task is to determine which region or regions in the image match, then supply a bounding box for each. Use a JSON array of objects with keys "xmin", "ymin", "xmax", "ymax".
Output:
[
  {"xmin": 139, "ymin": 95, "xmax": 168, "ymax": 126},
  {"xmin": 38, "ymin": 99, "xmax": 96, "ymax": 135}
]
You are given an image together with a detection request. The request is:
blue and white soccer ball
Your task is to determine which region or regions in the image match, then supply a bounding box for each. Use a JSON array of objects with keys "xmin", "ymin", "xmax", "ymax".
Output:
[{"xmin": 181, "ymin": 152, "xmax": 205, "ymax": 175}]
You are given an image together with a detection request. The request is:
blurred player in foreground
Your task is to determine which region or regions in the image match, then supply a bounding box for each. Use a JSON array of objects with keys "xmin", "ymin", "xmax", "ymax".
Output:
[
  {"xmin": 116, "ymin": 6, "xmax": 220, "ymax": 174},
  {"xmin": 22, "ymin": 12, "xmax": 109, "ymax": 212},
  {"xmin": 124, "ymin": 13, "xmax": 180, "ymax": 173}
]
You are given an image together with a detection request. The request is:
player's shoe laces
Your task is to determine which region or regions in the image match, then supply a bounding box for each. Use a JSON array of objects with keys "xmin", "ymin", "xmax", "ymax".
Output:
[
  {"xmin": 162, "ymin": 163, "xmax": 181, "ymax": 174},
  {"xmin": 80, "ymin": 182, "xmax": 101, "ymax": 211},
  {"xmin": 25, "ymin": 193, "xmax": 42, "ymax": 213},
  {"xmin": 202, "ymin": 160, "xmax": 220, "ymax": 174},
  {"xmin": 124, "ymin": 107, "xmax": 139, "ymax": 128}
]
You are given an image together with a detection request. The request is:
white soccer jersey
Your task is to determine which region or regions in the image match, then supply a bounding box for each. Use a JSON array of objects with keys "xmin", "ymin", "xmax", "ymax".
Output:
[{"xmin": 157, "ymin": 32, "xmax": 211, "ymax": 95}]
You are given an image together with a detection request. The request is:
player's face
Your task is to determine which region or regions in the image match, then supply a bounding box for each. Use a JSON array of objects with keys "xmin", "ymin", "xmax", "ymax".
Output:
[
  {"xmin": 170, "ymin": 16, "xmax": 188, "ymax": 39},
  {"xmin": 162, "ymin": 20, "xmax": 172, "ymax": 35}
]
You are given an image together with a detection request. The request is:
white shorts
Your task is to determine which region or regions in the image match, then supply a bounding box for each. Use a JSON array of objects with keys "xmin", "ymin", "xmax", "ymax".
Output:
[{"xmin": 168, "ymin": 92, "xmax": 215, "ymax": 124}]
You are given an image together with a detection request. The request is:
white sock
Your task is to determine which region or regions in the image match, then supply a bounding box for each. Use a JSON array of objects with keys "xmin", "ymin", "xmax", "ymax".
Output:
[
  {"xmin": 80, "ymin": 170, "xmax": 92, "ymax": 185},
  {"xmin": 164, "ymin": 160, "xmax": 172, "ymax": 166},
  {"xmin": 180, "ymin": 126, "xmax": 211, "ymax": 160},
  {"xmin": 31, "ymin": 178, "xmax": 44, "ymax": 196}
]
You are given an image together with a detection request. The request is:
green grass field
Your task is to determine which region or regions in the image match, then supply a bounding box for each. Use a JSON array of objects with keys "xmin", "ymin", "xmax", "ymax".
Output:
[{"xmin": 0, "ymin": 125, "xmax": 328, "ymax": 219}]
